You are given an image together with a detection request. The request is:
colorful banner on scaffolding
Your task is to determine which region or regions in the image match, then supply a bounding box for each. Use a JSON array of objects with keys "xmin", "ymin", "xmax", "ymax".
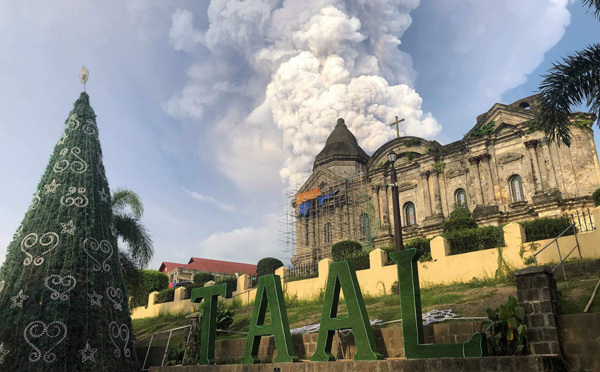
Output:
[
  {"xmin": 317, "ymin": 190, "xmax": 339, "ymax": 206},
  {"xmin": 296, "ymin": 187, "xmax": 321, "ymax": 204}
]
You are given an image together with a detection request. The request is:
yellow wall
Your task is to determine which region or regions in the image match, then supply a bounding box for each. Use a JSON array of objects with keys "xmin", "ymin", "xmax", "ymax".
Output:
[{"xmin": 131, "ymin": 208, "xmax": 600, "ymax": 319}]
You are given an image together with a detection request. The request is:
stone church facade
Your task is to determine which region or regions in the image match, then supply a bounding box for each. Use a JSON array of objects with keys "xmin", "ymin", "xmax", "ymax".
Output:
[{"xmin": 291, "ymin": 95, "xmax": 600, "ymax": 267}]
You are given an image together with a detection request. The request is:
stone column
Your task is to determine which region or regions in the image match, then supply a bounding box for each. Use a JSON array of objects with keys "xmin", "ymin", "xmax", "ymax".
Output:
[
  {"xmin": 525, "ymin": 139, "xmax": 544, "ymax": 194},
  {"xmin": 539, "ymin": 138, "xmax": 559, "ymax": 191},
  {"xmin": 380, "ymin": 183, "xmax": 390, "ymax": 226},
  {"xmin": 371, "ymin": 185, "xmax": 381, "ymax": 225},
  {"xmin": 480, "ymin": 154, "xmax": 497, "ymax": 205},
  {"xmin": 420, "ymin": 171, "xmax": 432, "ymax": 217},
  {"xmin": 514, "ymin": 266, "xmax": 561, "ymax": 355},
  {"xmin": 431, "ymin": 169, "xmax": 443, "ymax": 216},
  {"xmin": 468, "ymin": 156, "xmax": 484, "ymax": 206}
]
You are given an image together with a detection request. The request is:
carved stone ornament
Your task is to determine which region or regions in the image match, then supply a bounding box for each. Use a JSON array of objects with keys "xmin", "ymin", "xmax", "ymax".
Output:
[
  {"xmin": 497, "ymin": 152, "xmax": 524, "ymax": 165},
  {"xmin": 398, "ymin": 183, "xmax": 417, "ymax": 193},
  {"xmin": 446, "ymin": 168, "xmax": 467, "ymax": 179}
]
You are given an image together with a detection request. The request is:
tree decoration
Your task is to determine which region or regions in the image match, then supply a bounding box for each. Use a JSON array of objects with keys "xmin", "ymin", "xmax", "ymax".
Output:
[{"xmin": 0, "ymin": 91, "xmax": 138, "ymax": 370}]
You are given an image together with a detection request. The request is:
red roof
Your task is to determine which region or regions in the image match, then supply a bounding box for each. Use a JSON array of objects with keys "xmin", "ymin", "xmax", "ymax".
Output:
[
  {"xmin": 158, "ymin": 262, "xmax": 187, "ymax": 273},
  {"xmin": 184, "ymin": 257, "xmax": 257, "ymax": 276}
]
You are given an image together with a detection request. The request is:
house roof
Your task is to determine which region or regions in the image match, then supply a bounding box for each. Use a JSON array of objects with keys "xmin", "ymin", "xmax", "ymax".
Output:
[
  {"xmin": 183, "ymin": 257, "xmax": 257, "ymax": 276},
  {"xmin": 158, "ymin": 262, "xmax": 187, "ymax": 273}
]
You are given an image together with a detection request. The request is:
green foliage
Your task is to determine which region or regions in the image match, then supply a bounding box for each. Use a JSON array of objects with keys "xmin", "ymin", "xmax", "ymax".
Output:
[
  {"xmin": 343, "ymin": 250, "xmax": 371, "ymax": 270},
  {"xmin": 405, "ymin": 238, "xmax": 433, "ymax": 262},
  {"xmin": 331, "ymin": 240, "xmax": 363, "ymax": 261},
  {"xmin": 156, "ymin": 288, "xmax": 176, "ymax": 304},
  {"xmin": 519, "ymin": 242, "xmax": 539, "ymax": 266},
  {"xmin": 391, "ymin": 281, "xmax": 399, "ymax": 296},
  {"xmin": 519, "ymin": 217, "xmax": 573, "ymax": 242},
  {"xmin": 403, "ymin": 151, "xmax": 420, "ymax": 162},
  {"xmin": 443, "ymin": 217, "xmax": 478, "ymax": 233},
  {"xmin": 468, "ymin": 121, "xmax": 495, "ymax": 138},
  {"xmin": 434, "ymin": 161, "xmax": 445, "ymax": 174},
  {"xmin": 593, "ymin": 188, "xmax": 600, "ymax": 206},
  {"xmin": 524, "ymin": 119, "xmax": 543, "ymax": 134},
  {"xmin": 483, "ymin": 295, "xmax": 528, "ymax": 355},
  {"xmin": 211, "ymin": 300, "xmax": 235, "ymax": 334},
  {"xmin": 403, "ymin": 138, "xmax": 422, "ymax": 147},
  {"xmin": 215, "ymin": 275, "xmax": 238, "ymax": 292},
  {"xmin": 256, "ymin": 257, "xmax": 284, "ymax": 277},
  {"xmin": 131, "ymin": 269, "xmax": 169, "ymax": 307},
  {"xmin": 443, "ymin": 226, "xmax": 505, "ymax": 255},
  {"xmin": 194, "ymin": 272, "xmax": 215, "ymax": 286},
  {"xmin": 449, "ymin": 203, "xmax": 471, "ymax": 219},
  {"xmin": 166, "ymin": 343, "xmax": 186, "ymax": 366}
]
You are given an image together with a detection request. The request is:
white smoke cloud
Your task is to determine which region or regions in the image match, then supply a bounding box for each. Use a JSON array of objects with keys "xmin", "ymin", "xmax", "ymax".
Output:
[{"xmin": 166, "ymin": 0, "xmax": 440, "ymax": 188}]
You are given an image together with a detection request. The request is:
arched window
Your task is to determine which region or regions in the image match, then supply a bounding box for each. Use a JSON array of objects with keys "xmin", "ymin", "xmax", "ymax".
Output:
[
  {"xmin": 360, "ymin": 213, "xmax": 370, "ymax": 239},
  {"xmin": 455, "ymin": 188, "xmax": 467, "ymax": 206},
  {"xmin": 404, "ymin": 202, "xmax": 417, "ymax": 226},
  {"xmin": 324, "ymin": 222, "xmax": 333, "ymax": 244},
  {"xmin": 304, "ymin": 219, "xmax": 310, "ymax": 246},
  {"xmin": 510, "ymin": 175, "xmax": 524, "ymax": 202}
]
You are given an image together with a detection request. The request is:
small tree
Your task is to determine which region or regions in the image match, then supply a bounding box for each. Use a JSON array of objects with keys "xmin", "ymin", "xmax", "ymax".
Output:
[
  {"xmin": 193, "ymin": 272, "xmax": 215, "ymax": 286},
  {"xmin": 443, "ymin": 204, "xmax": 478, "ymax": 233},
  {"xmin": 256, "ymin": 257, "xmax": 283, "ymax": 277},
  {"xmin": 330, "ymin": 240, "xmax": 362, "ymax": 261}
]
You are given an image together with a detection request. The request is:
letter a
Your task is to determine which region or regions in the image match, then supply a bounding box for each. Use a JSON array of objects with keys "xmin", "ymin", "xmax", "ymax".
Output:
[
  {"xmin": 310, "ymin": 261, "xmax": 383, "ymax": 361},
  {"xmin": 190, "ymin": 283, "xmax": 232, "ymax": 365},
  {"xmin": 390, "ymin": 248, "xmax": 487, "ymax": 358},
  {"xmin": 240, "ymin": 274, "xmax": 298, "ymax": 364}
]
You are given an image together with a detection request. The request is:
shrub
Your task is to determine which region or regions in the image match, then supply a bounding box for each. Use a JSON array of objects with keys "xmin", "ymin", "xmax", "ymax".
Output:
[
  {"xmin": 593, "ymin": 189, "xmax": 600, "ymax": 207},
  {"xmin": 443, "ymin": 217, "xmax": 478, "ymax": 233},
  {"xmin": 257, "ymin": 257, "xmax": 284, "ymax": 277},
  {"xmin": 215, "ymin": 275, "xmax": 237, "ymax": 292},
  {"xmin": 520, "ymin": 217, "xmax": 573, "ymax": 242},
  {"xmin": 131, "ymin": 270, "xmax": 169, "ymax": 307},
  {"xmin": 343, "ymin": 250, "xmax": 370, "ymax": 270},
  {"xmin": 193, "ymin": 272, "xmax": 215, "ymax": 286},
  {"xmin": 443, "ymin": 226, "xmax": 505, "ymax": 255},
  {"xmin": 156, "ymin": 288, "xmax": 175, "ymax": 304},
  {"xmin": 483, "ymin": 295, "xmax": 528, "ymax": 355},
  {"xmin": 331, "ymin": 240, "xmax": 362, "ymax": 261}
]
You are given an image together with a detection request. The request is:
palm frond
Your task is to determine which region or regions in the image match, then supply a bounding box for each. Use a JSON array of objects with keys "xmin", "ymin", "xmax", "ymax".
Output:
[
  {"xmin": 112, "ymin": 188, "xmax": 144, "ymax": 219},
  {"xmin": 113, "ymin": 213, "xmax": 154, "ymax": 268},
  {"xmin": 537, "ymin": 43, "xmax": 600, "ymax": 145},
  {"xmin": 583, "ymin": 0, "xmax": 600, "ymax": 19}
]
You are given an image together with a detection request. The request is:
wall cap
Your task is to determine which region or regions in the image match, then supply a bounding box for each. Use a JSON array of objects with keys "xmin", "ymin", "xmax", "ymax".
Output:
[{"xmin": 514, "ymin": 266, "xmax": 553, "ymax": 277}]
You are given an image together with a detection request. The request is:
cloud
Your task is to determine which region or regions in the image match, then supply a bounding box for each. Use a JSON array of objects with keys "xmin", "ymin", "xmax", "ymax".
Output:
[
  {"xmin": 169, "ymin": 8, "xmax": 205, "ymax": 53},
  {"xmin": 198, "ymin": 213, "xmax": 284, "ymax": 264},
  {"xmin": 165, "ymin": 0, "xmax": 440, "ymax": 189},
  {"xmin": 184, "ymin": 188, "xmax": 235, "ymax": 212}
]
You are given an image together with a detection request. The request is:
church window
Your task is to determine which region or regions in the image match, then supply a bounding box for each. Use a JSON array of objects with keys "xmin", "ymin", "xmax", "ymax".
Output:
[
  {"xmin": 404, "ymin": 202, "xmax": 416, "ymax": 226},
  {"xmin": 360, "ymin": 213, "xmax": 370, "ymax": 239},
  {"xmin": 454, "ymin": 188, "xmax": 467, "ymax": 206},
  {"xmin": 510, "ymin": 175, "xmax": 524, "ymax": 202},
  {"xmin": 304, "ymin": 219, "xmax": 309, "ymax": 246},
  {"xmin": 519, "ymin": 102, "xmax": 531, "ymax": 110},
  {"xmin": 324, "ymin": 222, "xmax": 333, "ymax": 244}
]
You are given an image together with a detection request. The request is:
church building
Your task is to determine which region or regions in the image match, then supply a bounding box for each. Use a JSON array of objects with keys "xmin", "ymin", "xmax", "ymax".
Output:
[{"xmin": 291, "ymin": 95, "xmax": 600, "ymax": 267}]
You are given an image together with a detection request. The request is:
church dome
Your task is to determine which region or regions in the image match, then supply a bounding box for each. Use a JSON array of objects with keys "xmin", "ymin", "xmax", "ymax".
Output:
[{"xmin": 313, "ymin": 118, "xmax": 369, "ymax": 170}]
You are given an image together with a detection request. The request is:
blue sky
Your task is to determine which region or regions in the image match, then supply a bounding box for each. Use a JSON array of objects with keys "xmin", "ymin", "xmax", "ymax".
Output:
[{"xmin": 0, "ymin": 0, "xmax": 598, "ymax": 270}]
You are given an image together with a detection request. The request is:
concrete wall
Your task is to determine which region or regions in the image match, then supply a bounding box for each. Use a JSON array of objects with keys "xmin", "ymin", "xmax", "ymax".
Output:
[
  {"xmin": 560, "ymin": 313, "xmax": 600, "ymax": 372},
  {"xmin": 131, "ymin": 207, "xmax": 600, "ymax": 318}
]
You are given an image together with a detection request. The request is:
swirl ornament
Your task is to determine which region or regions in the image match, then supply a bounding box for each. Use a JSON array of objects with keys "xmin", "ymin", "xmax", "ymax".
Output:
[
  {"xmin": 23, "ymin": 321, "xmax": 67, "ymax": 363},
  {"xmin": 52, "ymin": 147, "xmax": 88, "ymax": 174},
  {"xmin": 21, "ymin": 232, "xmax": 60, "ymax": 266},
  {"xmin": 66, "ymin": 114, "xmax": 80, "ymax": 131},
  {"xmin": 106, "ymin": 287, "xmax": 124, "ymax": 311},
  {"xmin": 29, "ymin": 191, "xmax": 41, "ymax": 210},
  {"xmin": 44, "ymin": 275, "xmax": 76, "ymax": 301},
  {"xmin": 0, "ymin": 280, "xmax": 4, "ymax": 293},
  {"xmin": 83, "ymin": 238, "xmax": 113, "ymax": 272},
  {"xmin": 109, "ymin": 322, "xmax": 131, "ymax": 358},
  {"xmin": 83, "ymin": 119, "xmax": 97, "ymax": 135},
  {"xmin": 57, "ymin": 133, "xmax": 68, "ymax": 146},
  {"xmin": 60, "ymin": 187, "xmax": 88, "ymax": 208}
]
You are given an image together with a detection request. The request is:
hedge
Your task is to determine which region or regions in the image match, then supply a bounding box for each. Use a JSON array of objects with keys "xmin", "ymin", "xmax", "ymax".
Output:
[
  {"xmin": 156, "ymin": 288, "xmax": 175, "ymax": 304},
  {"xmin": 331, "ymin": 240, "xmax": 362, "ymax": 261},
  {"xmin": 443, "ymin": 217, "xmax": 478, "ymax": 233},
  {"xmin": 194, "ymin": 272, "xmax": 215, "ymax": 286},
  {"xmin": 593, "ymin": 189, "xmax": 600, "ymax": 207},
  {"xmin": 519, "ymin": 217, "xmax": 574, "ymax": 242},
  {"xmin": 257, "ymin": 257, "xmax": 283, "ymax": 277},
  {"xmin": 443, "ymin": 226, "xmax": 505, "ymax": 255},
  {"xmin": 405, "ymin": 238, "xmax": 433, "ymax": 262},
  {"xmin": 131, "ymin": 270, "xmax": 169, "ymax": 307},
  {"xmin": 343, "ymin": 250, "xmax": 370, "ymax": 271}
]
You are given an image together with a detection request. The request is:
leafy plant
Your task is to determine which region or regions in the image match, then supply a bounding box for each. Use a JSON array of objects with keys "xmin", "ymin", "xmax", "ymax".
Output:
[
  {"xmin": 519, "ymin": 217, "xmax": 573, "ymax": 242},
  {"xmin": 166, "ymin": 343, "xmax": 186, "ymax": 366},
  {"xmin": 130, "ymin": 270, "xmax": 169, "ymax": 307},
  {"xmin": 593, "ymin": 188, "xmax": 600, "ymax": 207},
  {"xmin": 483, "ymin": 295, "xmax": 528, "ymax": 355},
  {"xmin": 449, "ymin": 203, "xmax": 471, "ymax": 219},
  {"xmin": 331, "ymin": 240, "xmax": 362, "ymax": 261},
  {"xmin": 256, "ymin": 257, "xmax": 283, "ymax": 277},
  {"xmin": 193, "ymin": 272, "xmax": 215, "ymax": 286},
  {"xmin": 403, "ymin": 151, "xmax": 420, "ymax": 162},
  {"xmin": 403, "ymin": 138, "xmax": 422, "ymax": 147},
  {"xmin": 342, "ymin": 250, "xmax": 370, "ymax": 270},
  {"xmin": 443, "ymin": 226, "xmax": 505, "ymax": 255},
  {"xmin": 156, "ymin": 288, "xmax": 175, "ymax": 304},
  {"xmin": 468, "ymin": 121, "xmax": 495, "ymax": 138},
  {"xmin": 434, "ymin": 161, "xmax": 445, "ymax": 174}
]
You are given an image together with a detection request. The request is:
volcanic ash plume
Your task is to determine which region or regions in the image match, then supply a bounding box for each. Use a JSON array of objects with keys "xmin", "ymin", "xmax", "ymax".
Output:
[{"xmin": 168, "ymin": 0, "xmax": 440, "ymax": 187}]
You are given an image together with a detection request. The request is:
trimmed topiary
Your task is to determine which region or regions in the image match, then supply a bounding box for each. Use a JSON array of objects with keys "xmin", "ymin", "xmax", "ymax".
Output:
[
  {"xmin": 330, "ymin": 240, "xmax": 363, "ymax": 261},
  {"xmin": 519, "ymin": 217, "xmax": 574, "ymax": 242},
  {"xmin": 257, "ymin": 257, "xmax": 284, "ymax": 277}
]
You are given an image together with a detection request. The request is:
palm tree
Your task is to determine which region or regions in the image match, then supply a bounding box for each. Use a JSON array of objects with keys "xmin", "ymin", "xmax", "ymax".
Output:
[
  {"xmin": 112, "ymin": 187, "xmax": 154, "ymax": 268},
  {"xmin": 537, "ymin": 0, "xmax": 600, "ymax": 146}
]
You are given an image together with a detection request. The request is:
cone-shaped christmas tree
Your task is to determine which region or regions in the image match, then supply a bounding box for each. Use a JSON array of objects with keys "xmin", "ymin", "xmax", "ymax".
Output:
[{"xmin": 0, "ymin": 92, "xmax": 138, "ymax": 371}]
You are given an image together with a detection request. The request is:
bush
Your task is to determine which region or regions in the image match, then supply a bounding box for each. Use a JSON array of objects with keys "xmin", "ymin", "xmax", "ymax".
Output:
[
  {"xmin": 483, "ymin": 295, "xmax": 528, "ymax": 355},
  {"xmin": 443, "ymin": 226, "xmax": 505, "ymax": 255},
  {"xmin": 449, "ymin": 204, "xmax": 471, "ymax": 219},
  {"xmin": 443, "ymin": 217, "xmax": 478, "ymax": 233},
  {"xmin": 343, "ymin": 250, "xmax": 370, "ymax": 270},
  {"xmin": 156, "ymin": 288, "xmax": 175, "ymax": 304},
  {"xmin": 257, "ymin": 257, "xmax": 284, "ymax": 277},
  {"xmin": 331, "ymin": 240, "xmax": 362, "ymax": 261},
  {"xmin": 215, "ymin": 275, "xmax": 237, "ymax": 292},
  {"xmin": 520, "ymin": 217, "xmax": 573, "ymax": 242},
  {"xmin": 131, "ymin": 270, "xmax": 169, "ymax": 307},
  {"xmin": 593, "ymin": 189, "xmax": 600, "ymax": 207},
  {"xmin": 193, "ymin": 272, "xmax": 215, "ymax": 286}
]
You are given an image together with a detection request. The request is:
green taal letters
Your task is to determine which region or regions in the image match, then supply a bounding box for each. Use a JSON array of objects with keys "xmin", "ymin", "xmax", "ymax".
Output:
[
  {"xmin": 390, "ymin": 249, "xmax": 487, "ymax": 359},
  {"xmin": 240, "ymin": 274, "xmax": 298, "ymax": 364},
  {"xmin": 190, "ymin": 283, "xmax": 232, "ymax": 365},
  {"xmin": 310, "ymin": 261, "xmax": 383, "ymax": 361}
]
